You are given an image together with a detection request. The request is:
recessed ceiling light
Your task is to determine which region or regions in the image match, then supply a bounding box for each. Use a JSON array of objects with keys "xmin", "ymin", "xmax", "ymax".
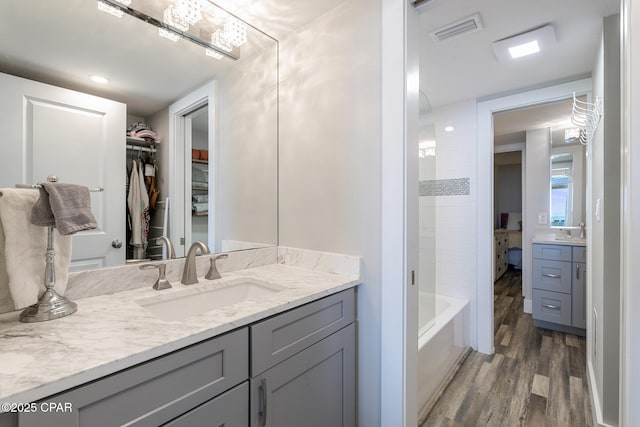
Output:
[
  {"xmin": 444, "ymin": 125, "xmax": 455, "ymax": 133},
  {"xmin": 89, "ymin": 75, "xmax": 110, "ymax": 84},
  {"xmin": 508, "ymin": 40, "xmax": 540, "ymax": 59},
  {"xmin": 492, "ymin": 25, "xmax": 555, "ymax": 62}
]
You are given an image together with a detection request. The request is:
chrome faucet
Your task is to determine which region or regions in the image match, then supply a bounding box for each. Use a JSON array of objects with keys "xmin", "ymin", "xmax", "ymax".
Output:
[
  {"xmin": 181, "ymin": 241, "xmax": 210, "ymax": 285},
  {"xmin": 156, "ymin": 236, "xmax": 176, "ymax": 259},
  {"xmin": 205, "ymin": 254, "xmax": 229, "ymax": 280}
]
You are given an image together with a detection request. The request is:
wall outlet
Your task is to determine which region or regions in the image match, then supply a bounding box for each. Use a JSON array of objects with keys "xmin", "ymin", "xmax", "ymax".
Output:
[{"xmin": 537, "ymin": 212, "xmax": 548, "ymax": 225}]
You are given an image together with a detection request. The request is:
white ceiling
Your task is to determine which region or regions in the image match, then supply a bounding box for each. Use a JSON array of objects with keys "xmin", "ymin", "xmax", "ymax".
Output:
[
  {"xmin": 0, "ymin": 0, "xmax": 620, "ymax": 122},
  {"xmin": 417, "ymin": 0, "xmax": 619, "ymax": 108}
]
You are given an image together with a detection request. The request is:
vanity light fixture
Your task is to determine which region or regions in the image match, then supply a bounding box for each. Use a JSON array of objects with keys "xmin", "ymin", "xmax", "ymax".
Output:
[
  {"xmin": 224, "ymin": 18, "xmax": 247, "ymax": 47},
  {"xmin": 97, "ymin": 1, "xmax": 124, "ymax": 17},
  {"xmin": 163, "ymin": 6, "xmax": 190, "ymax": 32},
  {"xmin": 172, "ymin": 0, "xmax": 203, "ymax": 26},
  {"xmin": 205, "ymin": 48, "xmax": 223, "ymax": 60},
  {"xmin": 159, "ymin": 5, "xmax": 189, "ymax": 42},
  {"xmin": 89, "ymin": 74, "xmax": 110, "ymax": 84},
  {"xmin": 419, "ymin": 140, "xmax": 436, "ymax": 158},
  {"xmin": 444, "ymin": 125, "xmax": 455, "ymax": 133},
  {"xmin": 491, "ymin": 25, "xmax": 555, "ymax": 62},
  {"xmin": 211, "ymin": 29, "xmax": 234, "ymax": 52},
  {"xmin": 158, "ymin": 28, "xmax": 181, "ymax": 42},
  {"xmin": 97, "ymin": 0, "xmax": 242, "ymax": 61}
]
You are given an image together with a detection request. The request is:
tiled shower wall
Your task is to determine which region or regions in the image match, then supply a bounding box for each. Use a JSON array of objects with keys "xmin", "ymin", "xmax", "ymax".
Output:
[{"xmin": 419, "ymin": 98, "xmax": 479, "ymax": 348}]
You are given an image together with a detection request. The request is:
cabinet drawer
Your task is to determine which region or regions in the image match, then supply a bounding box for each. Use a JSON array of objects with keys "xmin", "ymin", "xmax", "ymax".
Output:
[
  {"xmin": 21, "ymin": 328, "xmax": 248, "ymax": 427},
  {"xmin": 532, "ymin": 289, "xmax": 572, "ymax": 326},
  {"xmin": 251, "ymin": 288, "xmax": 355, "ymax": 376},
  {"xmin": 573, "ymin": 246, "xmax": 586, "ymax": 263},
  {"xmin": 533, "ymin": 244, "xmax": 572, "ymax": 261},
  {"xmin": 163, "ymin": 382, "xmax": 248, "ymax": 427},
  {"xmin": 532, "ymin": 259, "xmax": 572, "ymax": 293}
]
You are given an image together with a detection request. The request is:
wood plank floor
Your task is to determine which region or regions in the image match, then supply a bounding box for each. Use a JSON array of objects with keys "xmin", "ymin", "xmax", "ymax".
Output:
[{"xmin": 420, "ymin": 269, "xmax": 592, "ymax": 427}]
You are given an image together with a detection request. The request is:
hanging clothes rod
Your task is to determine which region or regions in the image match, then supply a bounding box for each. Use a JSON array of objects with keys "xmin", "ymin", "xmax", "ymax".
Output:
[
  {"xmin": 15, "ymin": 183, "xmax": 104, "ymax": 192},
  {"xmin": 127, "ymin": 144, "xmax": 157, "ymax": 153}
]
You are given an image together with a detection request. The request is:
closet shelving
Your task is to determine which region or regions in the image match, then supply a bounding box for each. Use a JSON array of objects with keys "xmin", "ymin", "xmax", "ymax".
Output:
[
  {"xmin": 191, "ymin": 157, "xmax": 208, "ymax": 217},
  {"xmin": 126, "ymin": 136, "xmax": 157, "ymax": 153}
]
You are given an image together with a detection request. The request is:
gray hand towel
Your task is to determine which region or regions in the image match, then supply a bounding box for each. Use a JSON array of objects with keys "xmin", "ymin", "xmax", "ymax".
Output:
[{"xmin": 31, "ymin": 183, "xmax": 97, "ymax": 235}]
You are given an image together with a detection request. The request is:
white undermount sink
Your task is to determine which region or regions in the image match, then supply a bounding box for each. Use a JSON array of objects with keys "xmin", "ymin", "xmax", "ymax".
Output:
[{"xmin": 135, "ymin": 277, "xmax": 284, "ymax": 322}]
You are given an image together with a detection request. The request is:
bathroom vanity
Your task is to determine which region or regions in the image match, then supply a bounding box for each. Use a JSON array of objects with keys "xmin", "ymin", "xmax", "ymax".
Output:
[
  {"xmin": 0, "ymin": 248, "xmax": 359, "ymax": 427},
  {"xmin": 532, "ymin": 242, "xmax": 586, "ymax": 336}
]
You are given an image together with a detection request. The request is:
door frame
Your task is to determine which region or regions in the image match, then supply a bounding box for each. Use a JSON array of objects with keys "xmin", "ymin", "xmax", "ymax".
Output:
[
  {"xmin": 476, "ymin": 78, "xmax": 592, "ymax": 354},
  {"xmin": 168, "ymin": 81, "xmax": 216, "ymax": 256},
  {"xmin": 380, "ymin": 0, "xmax": 419, "ymax": 426}
]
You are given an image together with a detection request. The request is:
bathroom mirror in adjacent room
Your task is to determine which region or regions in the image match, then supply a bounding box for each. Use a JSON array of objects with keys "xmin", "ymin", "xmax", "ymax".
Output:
[
  {"xmin": 0, "ymin": 0, "xmax": 278, "ymax": 270},
  {"xmin": 550, "ymin": 128, "xmax": 586, "ymax": 227}
]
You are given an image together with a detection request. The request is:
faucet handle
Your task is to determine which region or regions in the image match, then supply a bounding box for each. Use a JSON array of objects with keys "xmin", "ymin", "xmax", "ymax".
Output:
[
  {"xmin": 205, "ymin": 254, "xmax": 229, "ymax": 280},
  {"xmin": 140, "ymin": 263, "xmax": 172, "ymax": 290}
]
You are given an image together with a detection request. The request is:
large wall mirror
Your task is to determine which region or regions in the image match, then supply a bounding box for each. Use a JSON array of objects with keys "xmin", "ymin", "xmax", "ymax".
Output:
[
  {"xmin": 550, "ymin": 128, "xmax": 586, "ymax": 227},
  {"xmin": 0, "ymin": 0, "xmax": 278, "ymax": 270}
]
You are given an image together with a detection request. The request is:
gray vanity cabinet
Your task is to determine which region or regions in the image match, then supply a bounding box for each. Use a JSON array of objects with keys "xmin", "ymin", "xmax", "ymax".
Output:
[
  {"xmin": 572, "ymin": 247, "xmax": 587, "ymax": 329},
  {"xmin": 163, "ymin": 382, "xmax": 248, "ymax": 427},
  {"xmin": 532, "ymin": 243, "xmax": 586, "ymax": 335},
  {"xmin": 19, "ymin": 328, "xmax": 248, "ymax": 427},
  {"xmin": 9, "ymin": 288, "xmax": 357, "ymax": 427},
  {"xmin": 249, "ymin": 289, "xmax": 356, "ymax": 427}
]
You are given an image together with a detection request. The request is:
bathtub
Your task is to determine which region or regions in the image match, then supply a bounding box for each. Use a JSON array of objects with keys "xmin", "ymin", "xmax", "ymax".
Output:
[{"xmin": 417, "ymin": 294, "xmax": 470, "ymax": 423}]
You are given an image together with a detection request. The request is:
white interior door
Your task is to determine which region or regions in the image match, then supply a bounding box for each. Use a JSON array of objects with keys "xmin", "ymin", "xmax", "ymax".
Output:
[{"xmin": 0, "ymin": 72, "xmax": 126, "ymax": 270}]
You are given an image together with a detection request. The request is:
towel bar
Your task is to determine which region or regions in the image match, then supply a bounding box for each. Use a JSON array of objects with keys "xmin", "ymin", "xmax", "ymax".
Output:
[
  {"xmin": 16, "ymin": 176, "xmax": 99, "ymax": 322},
  {"xmin": 20, "ymin": 226, "xmax": 77, "ymax": 322}
]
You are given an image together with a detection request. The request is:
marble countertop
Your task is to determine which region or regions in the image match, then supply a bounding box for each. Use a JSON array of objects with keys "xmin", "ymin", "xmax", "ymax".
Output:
[
  {"xmin": 0, "ymin": 264, "xmax": 359, "ymax": 404},
  {"xmin": 532, "ymin": 235, "xmax": 587, "ymax": 246}
]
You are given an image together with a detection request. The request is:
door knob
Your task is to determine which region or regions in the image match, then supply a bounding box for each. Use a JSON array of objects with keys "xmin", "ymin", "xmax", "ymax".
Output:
[{"xmin": 112, "ymin": 239, "xmax": 123, "ymax": 249}]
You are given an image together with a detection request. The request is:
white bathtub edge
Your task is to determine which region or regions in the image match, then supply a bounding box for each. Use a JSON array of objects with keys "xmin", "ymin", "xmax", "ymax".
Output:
[{"xmin": 418, "ymin": 346, "xmax": 471, "ymax": 424}]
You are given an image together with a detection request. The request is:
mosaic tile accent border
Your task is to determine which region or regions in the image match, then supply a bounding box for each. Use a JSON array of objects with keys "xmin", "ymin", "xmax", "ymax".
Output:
[{"xmin": 419, "ymin": 178, "xmax": 470, "ymax": 197}]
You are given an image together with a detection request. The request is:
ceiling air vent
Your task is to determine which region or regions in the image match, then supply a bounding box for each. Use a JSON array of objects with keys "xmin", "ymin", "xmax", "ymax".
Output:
[{"xmin": 430, "ymin": 13, "xmax": 484, "ymax": 42}]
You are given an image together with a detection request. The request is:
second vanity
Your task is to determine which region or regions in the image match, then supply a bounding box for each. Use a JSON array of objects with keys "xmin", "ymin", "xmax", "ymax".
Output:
[
  {"xmin": 531, "ymin": 238, "xmax": 586, "ymax": 336},
  {"xmin": 0, "ymin": 247, "xmax": 360, "ymax": 426}
]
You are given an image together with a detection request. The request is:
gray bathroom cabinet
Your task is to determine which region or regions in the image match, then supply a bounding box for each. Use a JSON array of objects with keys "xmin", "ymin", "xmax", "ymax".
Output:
[
  {"xmin": 19, "ymin": 328, "xmax": 249, "ymax": 427},
  {"xmin": 532, "ymin": 243, "xmax": 586, "ymax": 335},
  {"xmin": 249, "ymin": 290, "xmax": 356, "ymax": 427},
  {"xmin": 9, "ymin": 288, "xmax": 355, "ymax": 427}
]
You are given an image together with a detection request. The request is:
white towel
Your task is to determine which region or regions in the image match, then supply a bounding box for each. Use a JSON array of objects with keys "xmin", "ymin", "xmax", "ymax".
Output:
[
  {"xmin": 0, "ymin": 189, "xmax": 72, "ymax": 310},
  {"xmin": 127, "ymin": 161, "xmax": 149, "ymax": 259}
]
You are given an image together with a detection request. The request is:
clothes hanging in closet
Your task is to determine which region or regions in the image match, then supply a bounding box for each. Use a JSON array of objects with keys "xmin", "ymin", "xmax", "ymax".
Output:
[{"xmin": 127, "ymin": 160, "xmax": 150, "ymax": 259}]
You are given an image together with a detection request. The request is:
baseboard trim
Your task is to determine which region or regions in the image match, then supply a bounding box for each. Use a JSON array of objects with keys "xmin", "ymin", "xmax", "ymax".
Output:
[
  {"xmin": 587, "ymin": 360, "xmax": 615, "ymax": 427},
  {"xmin": 417, "ymin": 346, "xmax": 472, "ymax": 425}
]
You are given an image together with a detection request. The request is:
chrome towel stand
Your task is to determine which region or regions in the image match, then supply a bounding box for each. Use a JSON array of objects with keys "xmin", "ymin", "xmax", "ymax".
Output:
[{"xmin": 16, "ymin": 176, "xmax": 103, "ymax": 323}]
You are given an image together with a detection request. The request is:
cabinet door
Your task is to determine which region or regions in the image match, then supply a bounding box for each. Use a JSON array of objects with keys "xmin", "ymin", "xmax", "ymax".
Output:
[
  {"xmin": 572, "ymin": 262, "xmax": 586, "ymax": 329},
  {"xmin": 250, "ymin": 324, "xmax": 355, "ymax": 427},
  {"xmin": 163, "ymin": 382, "xmax": 248, "ymax": 427}
]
